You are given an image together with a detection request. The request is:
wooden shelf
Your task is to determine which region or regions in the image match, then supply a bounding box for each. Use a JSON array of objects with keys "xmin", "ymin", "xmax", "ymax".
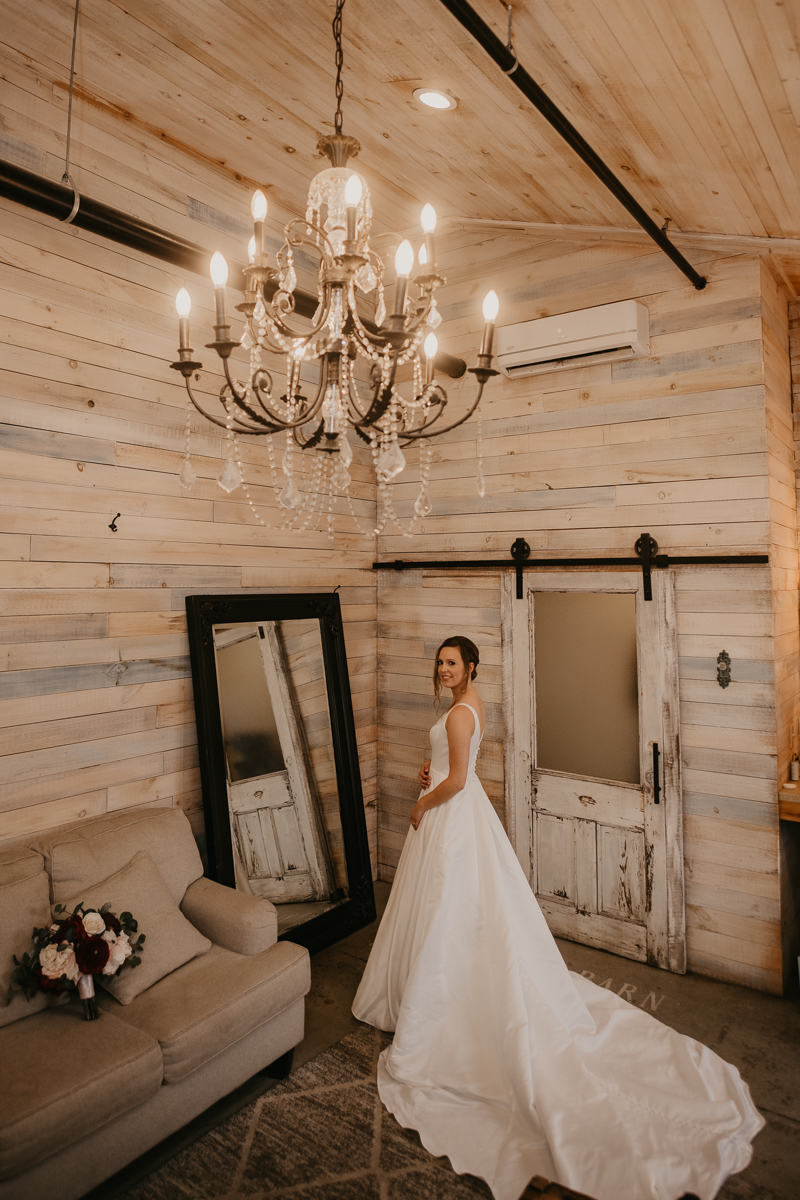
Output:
[{"xmin": 779, "ymin": 790, "xmax": 800, "ymax": 823}]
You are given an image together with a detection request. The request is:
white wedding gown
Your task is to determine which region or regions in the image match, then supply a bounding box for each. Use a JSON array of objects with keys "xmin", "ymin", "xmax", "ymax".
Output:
[{"xmin": 353, "ymin": 703, "xmax": 763, "ymax": 1200}]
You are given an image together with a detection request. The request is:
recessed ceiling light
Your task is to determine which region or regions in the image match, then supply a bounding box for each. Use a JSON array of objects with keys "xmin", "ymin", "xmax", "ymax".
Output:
[{"xmin": 413, "ymin": 88, "xmax": 457, "ymax": 111}]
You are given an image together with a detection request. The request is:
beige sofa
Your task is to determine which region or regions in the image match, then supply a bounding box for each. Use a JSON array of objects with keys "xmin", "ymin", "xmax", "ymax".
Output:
[{"xmin": 0, "ymin": 807, "xmax": 310, "ymax": 1200}]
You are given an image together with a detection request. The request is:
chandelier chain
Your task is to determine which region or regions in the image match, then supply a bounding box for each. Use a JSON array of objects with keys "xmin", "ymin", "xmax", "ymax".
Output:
[{"xmin": 332, "ymin": 0, "xmax": 345, "ymax": 135}]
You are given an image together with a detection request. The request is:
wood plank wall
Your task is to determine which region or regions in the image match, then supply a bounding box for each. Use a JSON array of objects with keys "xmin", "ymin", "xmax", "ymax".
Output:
[
  {"xmin": 0, "ymin": 83, "xmax": 378, "ymax": 872},
  {"xmin": 377, "ymin": 235, "xmax": 793, "ymax": 993}
]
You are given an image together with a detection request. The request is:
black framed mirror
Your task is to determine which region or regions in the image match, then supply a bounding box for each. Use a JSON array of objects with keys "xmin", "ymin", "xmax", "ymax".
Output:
[{"xmin": 186, "ymin": 592, "xmax": 375, "ymax": 954}]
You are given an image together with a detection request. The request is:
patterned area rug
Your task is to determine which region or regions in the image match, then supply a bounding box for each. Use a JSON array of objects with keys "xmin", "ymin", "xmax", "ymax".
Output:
[{"xmin": 125, "ymin": 1024, "xmax": 498, "ymax": 1200}]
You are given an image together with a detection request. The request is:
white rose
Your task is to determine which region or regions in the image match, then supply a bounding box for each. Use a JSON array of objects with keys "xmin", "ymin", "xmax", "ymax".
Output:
[
  {"xmin": 101, "ymin": 930, "xmax": 132, "ymax": 975},
  {"xmin": 39, "ymin": 943, "xmax": 81, "ymax": 983},
  {"xmin": 82, "ymin": 910, "xmax": 106, "ymax": 936}
]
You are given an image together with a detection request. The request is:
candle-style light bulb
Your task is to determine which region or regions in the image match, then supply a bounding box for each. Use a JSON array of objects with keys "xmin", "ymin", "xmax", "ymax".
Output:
[
  {"xmin": 210, "ymin": 252, "xmax": 229, "ymax": 288},
  {"xmin": 247, "ymin": 235, "xmax": 256, "ymax": 264},
  {"xmin": 209, "ymin": 252, "xmax": 229, "ymax": 334},
  {"xmin": 251, "ymin": 190, "xmax": 268, "ymax": 257},
  {"xmin": 345, "ymin": 173, "xmax": 362, "ymax": 243},
  {"xmin": 176, "ymin": 288, "xmax": 191, "ymax": 351},
  {"xmin": 345, "ymin": 173, "xmax": 363, "ymax": 206},
  {"xmin": 482, "ymin": 290, "xmax": 500, "ymax": 322},
  {"xmin": 421, "ymin": 204, "xmax": 437, "ymax": 232},
  {"xmin": 250, "ymin": 190, "xmax": 268, "ymax": 221},
  {"xmin": 421, "ymin": 203, "xmax": 437, "ymax": 270},
  {"xmin": 424, "ymin": 331, "xmax": 438, "ymax": 385},
  {"xmin": 395, "ymin": 239, "xmax": 414, "ymax": 277},
  {"xmin": 480, "ymin": 289, "xmax": 500, "ymax": 357}
]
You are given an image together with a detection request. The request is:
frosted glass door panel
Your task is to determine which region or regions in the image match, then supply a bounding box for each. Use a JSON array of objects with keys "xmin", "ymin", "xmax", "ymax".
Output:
[{"xmin": 533, "ymin": 591, "xmax": 639, "ymax": 785}]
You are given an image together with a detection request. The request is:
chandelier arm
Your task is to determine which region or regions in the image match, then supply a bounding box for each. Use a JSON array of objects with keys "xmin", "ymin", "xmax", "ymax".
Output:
[
  {"xmin": 351, "ymin": 351, "xmax": 401, "ymax": 430},
  {"xmin": 400, "ymin": 378, "xmax": 488, "ymax": 443},
  {"xmin": 183, "ymin": 377, "xmax": 234, "ymax": 432},
  {"xmin": 283, "ymin": 216, "xmax": 335, "ymax": 262},
  {"xmin": 261, "ymin": 281, "xmax": 334, "ymax": 344}
]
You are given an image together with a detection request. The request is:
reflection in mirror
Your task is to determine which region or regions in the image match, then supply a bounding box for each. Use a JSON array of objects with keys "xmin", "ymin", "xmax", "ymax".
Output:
[
  {"xmin": 213, "ymin": 620, "xmax": 343, "ymax": 934},
  {"xmin": 186, "ymin": 592, "xmax": 374, "ymax": 955}
]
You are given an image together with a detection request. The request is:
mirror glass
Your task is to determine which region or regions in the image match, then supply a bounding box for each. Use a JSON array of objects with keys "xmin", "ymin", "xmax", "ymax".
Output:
[
  {"xmin": 186, "ymin": 592, "xmax": 375, "ymax": 954},
  {"xmin": 213, "ymin": 619, "xmax": 345, "ymax": 934}
]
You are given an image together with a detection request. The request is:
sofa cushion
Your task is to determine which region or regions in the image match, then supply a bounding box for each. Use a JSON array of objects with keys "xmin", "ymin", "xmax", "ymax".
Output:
[
  {"xmin": 0, "ymin": 871, "xmax": 56, "ymax": 1028},
  {"xmin": 62, "ymin": 850, "xmax": 211, "ymax": 1005},
  {"xmin": 97, "ymin": 940, "xmax": 310, "ymax": 1082},
  {"xmin": 0, "ymin": 846, "xmax": 44, "ymax": 889},
  {"xmin": 0, "ymin": 1003, "xmax": 162, "ymax": 1181},
  {"xmin": 35, "ymin": 807, "xmax": 203, "ymax": 906}
]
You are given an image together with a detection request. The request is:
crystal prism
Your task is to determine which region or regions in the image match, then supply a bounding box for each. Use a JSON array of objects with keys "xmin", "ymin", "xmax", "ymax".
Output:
[
  {"xmin": 282, "ymin": 449, "xmax": 293, "ymax": 475},
  {"xmin": 476, "ymin": 465, "xmax": 486, "ymax": 499},
  {"xmin": 240, "ymin": 327, "xmax": 255, "ymax": 349},
  {"xmin": 253, "ymin": 297, "xmax": 266, "ymax": 322},
  {"xmin": 331, "ymin": 459, "xmax": 352, "ymax": 491},
  {"xmin": 337, "ymin": 434, "xmax": 353, "ymax": 468},
  {"xmin": 427, "ymin": 301, "xmax": 442, "ymax": 329},
  {"xmin": 179, "ymin": 458, "xmax": 197, "ymax": 490},
  {"xmin": 356, "ymin": 263, "xmax": 377, "ymax": 293},
  {"xmin": 414, "ymin": 490, "xmax": 432, "ymax": 517},
  {"xmin": 217, "ymin": 457, "xmax": 242, "ymax": 493},
  {"xmin": 375, "ymin": 289, "xmax": 386, "ymax": 327},
  {"xmin": 376, "ymin": 440, "xmax": 406, "ymax": 482},
  {"xmin": 282, "ymin": 265, "xmax": 296, "ymax": 294},
  {"xmin": 278, "ymin": 477, "xmax": 301, "ymax": 510}
]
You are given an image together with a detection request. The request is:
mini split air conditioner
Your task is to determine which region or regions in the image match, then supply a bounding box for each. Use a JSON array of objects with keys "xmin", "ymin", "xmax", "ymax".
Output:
[{"xmin": 495, "ymin": 299, "xmax": 650, "ymax": 378}]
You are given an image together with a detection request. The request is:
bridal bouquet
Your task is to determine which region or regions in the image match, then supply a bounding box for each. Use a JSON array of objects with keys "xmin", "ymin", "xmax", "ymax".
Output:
[{"xmin": 12, "ymin": 901, "xmax": 145, "ymax": 1019}]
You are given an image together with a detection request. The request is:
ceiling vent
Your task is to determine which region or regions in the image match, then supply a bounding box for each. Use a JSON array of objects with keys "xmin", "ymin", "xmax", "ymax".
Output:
[{"xmin": 495, "ymin": 299, "xmax": 650, "ymax": 378}]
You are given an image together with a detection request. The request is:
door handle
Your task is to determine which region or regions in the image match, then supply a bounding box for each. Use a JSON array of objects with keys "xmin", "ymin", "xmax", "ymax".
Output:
[{"xmin": 652, "ymin": 742, "xmax": 660, "ymax": 805}]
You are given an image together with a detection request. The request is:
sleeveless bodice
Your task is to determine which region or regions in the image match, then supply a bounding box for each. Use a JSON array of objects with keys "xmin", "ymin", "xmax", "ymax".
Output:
[{"xmin": 429, "ymin": 702, "xmax": 482, "ymax": 784}]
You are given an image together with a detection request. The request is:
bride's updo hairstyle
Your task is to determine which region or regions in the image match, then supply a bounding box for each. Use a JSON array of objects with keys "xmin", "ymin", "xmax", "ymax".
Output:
[{"xmin": 433, "ymin": 636, "xmax": 480, "ymax": 705}]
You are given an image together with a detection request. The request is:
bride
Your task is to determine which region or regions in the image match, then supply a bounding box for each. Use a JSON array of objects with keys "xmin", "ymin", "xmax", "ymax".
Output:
[{"xmin": 353, "ymin": 635, "xmax": 763, "ymax": 1200}]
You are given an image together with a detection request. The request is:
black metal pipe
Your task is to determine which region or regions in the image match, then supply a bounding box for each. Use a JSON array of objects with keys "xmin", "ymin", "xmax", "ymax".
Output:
[
  {"xmin": 436, "ymin": 0, "xmax": 707, "ymax": 291},
  {"xmin": 0, "ymin": 157, "xmax": 468, "ymax": 377}
]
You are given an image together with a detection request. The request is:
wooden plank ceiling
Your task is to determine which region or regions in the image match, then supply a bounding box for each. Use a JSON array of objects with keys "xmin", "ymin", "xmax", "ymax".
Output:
[{"xmin": 3, "ymin": 0, "xmax": 800, "ymax": 286}]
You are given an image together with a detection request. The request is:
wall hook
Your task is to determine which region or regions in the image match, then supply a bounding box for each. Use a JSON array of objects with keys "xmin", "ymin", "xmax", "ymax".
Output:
[{"xmin": 109, "ymin": 513, "xmax": 120, "ymax": 532}]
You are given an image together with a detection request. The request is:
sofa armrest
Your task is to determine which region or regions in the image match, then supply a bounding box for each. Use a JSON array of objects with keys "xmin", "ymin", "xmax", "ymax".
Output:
[{"xmin": 180, "ymin": 877, "xmax": 278, "ymax": 954}]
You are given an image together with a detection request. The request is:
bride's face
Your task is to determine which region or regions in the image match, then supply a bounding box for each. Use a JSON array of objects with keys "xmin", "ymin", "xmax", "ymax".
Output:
[{"xmin": 437, "ymin": 647, "xmax": 472, "ymax": 692}]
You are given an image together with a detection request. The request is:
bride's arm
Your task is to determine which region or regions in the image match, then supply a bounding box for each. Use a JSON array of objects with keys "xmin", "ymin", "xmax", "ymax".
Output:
[{"xmin": 410, "ymin": 707, "xmax": 474, "ymax": 830}]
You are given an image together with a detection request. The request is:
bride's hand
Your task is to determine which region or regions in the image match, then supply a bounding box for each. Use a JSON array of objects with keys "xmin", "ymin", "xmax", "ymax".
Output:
[
  {"xmin": 418, "ymin": 760, "xmax": 431, "ymax": 789},
  {"xmin": 410, "ymin": 798, "xmax": 426, "ymax": 831}
]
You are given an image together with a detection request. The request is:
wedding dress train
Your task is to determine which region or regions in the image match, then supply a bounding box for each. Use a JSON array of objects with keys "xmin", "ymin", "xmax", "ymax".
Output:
[{"xmin": 353, "ymin": 703, "xmax": 763, "ymax": 1200}]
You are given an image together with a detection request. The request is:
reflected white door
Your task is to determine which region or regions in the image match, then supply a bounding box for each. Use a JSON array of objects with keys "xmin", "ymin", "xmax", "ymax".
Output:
[
  {"xmin": 503, "ymin": 571, "xmax": 685, "ymax": 972},
  {"xmin": 214, "ymin": 624, "xmax": 335, "ymax": 904}
]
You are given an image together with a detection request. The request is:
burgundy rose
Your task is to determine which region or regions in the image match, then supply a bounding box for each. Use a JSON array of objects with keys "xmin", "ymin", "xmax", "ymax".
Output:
[
  {"xmin": 103, "ymin": 912, "xmax": 122, "ymax": 935},
  {"xmin": 56, "ymin": 915, "xmax": 86, "ymax": 943},
  {"xmin": 74, "ymin": 936, "xmax": 110, "ymax": 975},
  {"xmin": 36, "ymin": 970, "xmax": 65, "ymax": 993}
]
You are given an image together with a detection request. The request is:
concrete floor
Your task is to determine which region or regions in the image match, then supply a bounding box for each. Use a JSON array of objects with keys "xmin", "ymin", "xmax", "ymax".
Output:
[{"xmin": 296, "ymin": 882, "xmax": 800, "ymax": 1200}]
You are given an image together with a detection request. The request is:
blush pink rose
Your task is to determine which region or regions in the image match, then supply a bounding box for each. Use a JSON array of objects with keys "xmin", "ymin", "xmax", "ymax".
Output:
[{"xmin": 101, "ymin": 930, "xmax": 132, "ymax": 975}]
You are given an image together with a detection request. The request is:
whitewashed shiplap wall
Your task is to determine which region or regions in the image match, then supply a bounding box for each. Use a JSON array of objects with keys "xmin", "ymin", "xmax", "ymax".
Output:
[
  {"xmin": 0, "ymin": 65, "xmax": 378, "ymax": 870},
  {"xmin": 377, "ymin": 238, "xmax": 796, "ymax": 994}
]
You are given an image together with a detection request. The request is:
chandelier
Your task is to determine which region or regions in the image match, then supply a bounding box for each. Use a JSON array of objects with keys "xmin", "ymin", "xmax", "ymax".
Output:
[{"xmin": 170, "ymin": 0, "xmax": 500, "ymax": 538}]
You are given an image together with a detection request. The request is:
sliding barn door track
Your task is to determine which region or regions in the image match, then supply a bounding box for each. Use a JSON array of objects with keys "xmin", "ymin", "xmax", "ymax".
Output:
[{"xmin": 373, "ymin": 535, "xmax": 769, "ymax": 600}]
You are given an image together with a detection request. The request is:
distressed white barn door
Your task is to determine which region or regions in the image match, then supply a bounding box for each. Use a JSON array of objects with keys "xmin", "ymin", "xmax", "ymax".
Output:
[
  {"xmin": 214, "ymin": 623, "xmax": 335, "ymax": 905},
  {"xmin": 503, "ymin": 571, "xmax": 685, "ymax": 972}
]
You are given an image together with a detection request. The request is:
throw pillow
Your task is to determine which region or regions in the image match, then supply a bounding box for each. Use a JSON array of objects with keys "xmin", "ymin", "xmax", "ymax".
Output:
[{"xmin": 61, "ymin": 850, "xmax": 211, "ymax": 1005}]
